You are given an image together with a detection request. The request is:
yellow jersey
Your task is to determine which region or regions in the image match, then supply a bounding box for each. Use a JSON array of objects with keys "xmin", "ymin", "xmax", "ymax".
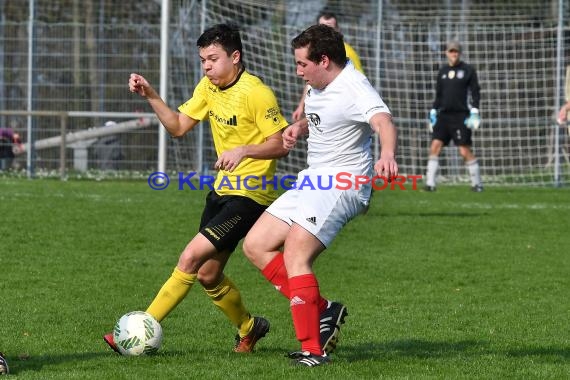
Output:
[
  {"xmin": 178, "ymin": 70, "xmax": 288, "ymax": 206},
  {"xmin": 344, "ymin": 42, "xmax": 363, "ymax": 74}
]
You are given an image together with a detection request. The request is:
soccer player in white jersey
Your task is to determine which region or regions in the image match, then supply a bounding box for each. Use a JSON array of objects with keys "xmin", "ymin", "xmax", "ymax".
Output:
[{"xmin": 243, "ymin": 24, "xmax": 398, "ymax": 367}]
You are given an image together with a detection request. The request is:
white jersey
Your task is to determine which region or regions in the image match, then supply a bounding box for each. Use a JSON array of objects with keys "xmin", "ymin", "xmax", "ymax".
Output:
[{"xmin": 304, "ymin": 63, "xmax": 390, "ymax": 173}]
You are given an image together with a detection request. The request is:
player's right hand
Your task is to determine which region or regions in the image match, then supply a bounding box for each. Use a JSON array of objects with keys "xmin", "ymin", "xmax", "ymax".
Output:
[{"xmin": 129, "ymin": 73, "xmax": 151, "ymax": 97}]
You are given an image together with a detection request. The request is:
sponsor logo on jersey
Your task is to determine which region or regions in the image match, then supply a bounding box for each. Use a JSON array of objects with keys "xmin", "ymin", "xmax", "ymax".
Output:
[
  {"xmin": 209, "ymin": 110, "xmax": 237, "ymax": 126},
  {"xmin": 306, "ymin": 216, "xmax": 317, "ymax": 225}
]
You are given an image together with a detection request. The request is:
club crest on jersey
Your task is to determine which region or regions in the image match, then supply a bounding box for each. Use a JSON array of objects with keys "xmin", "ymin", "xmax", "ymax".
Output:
[
  {"xmin": 306, "ymin": 113, "xmax": 322, "ymax": 132},
  {"xmin": 265, "ymin": 106, "xmax": 282, "ymax": 126},
  {"xmin": 448, "ymin": 70, "xmax": 456, "ymax": 79},
  {"xmin": 457, "ymin": 70, "xmax": 464, "ymax": 79}
]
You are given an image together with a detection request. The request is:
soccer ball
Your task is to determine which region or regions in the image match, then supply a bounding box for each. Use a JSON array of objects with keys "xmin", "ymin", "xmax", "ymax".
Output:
[{"xmin": 113, "ymin": 311, "xmax": 163, "ymax": 356}]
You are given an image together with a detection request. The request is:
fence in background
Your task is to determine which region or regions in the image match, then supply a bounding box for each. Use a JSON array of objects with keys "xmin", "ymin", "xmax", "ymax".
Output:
[{"xmin": 0, "ymin": 0, "xmax": 569, "ymax": 185}]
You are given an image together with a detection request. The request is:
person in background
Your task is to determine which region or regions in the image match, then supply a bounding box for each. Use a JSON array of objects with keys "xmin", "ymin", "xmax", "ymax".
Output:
[
  {"xmin": 424, "ymin": 40, "xmax": 483, "ymax": 192},
  {"xmin": 0, "ymin": 128, "xmax": 22, "ymax": 171},
  {"xmin": 557, "ymin": 99, "xmax": 570, "ymax": 124}
]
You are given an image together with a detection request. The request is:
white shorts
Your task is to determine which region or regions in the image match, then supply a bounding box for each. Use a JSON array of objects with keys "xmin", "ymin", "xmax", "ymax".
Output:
[{"xmin": 266, "ymin": 168, "xmax": 371, "ymax": 247}]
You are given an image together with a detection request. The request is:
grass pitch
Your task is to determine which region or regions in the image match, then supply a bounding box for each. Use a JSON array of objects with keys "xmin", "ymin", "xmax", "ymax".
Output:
[{"xmin": 0, "ymin": 178, "xmax": 569, "ymax": 379}]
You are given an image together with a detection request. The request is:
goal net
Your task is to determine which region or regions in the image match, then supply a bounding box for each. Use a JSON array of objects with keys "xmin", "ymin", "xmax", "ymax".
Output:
[
  {"xmin": 186, "ymin": 0, "xmax": 570, "ymax": 186},
  {"xmin": 1, "ymin": 0, "xmax": 569, "ymax": 186}
]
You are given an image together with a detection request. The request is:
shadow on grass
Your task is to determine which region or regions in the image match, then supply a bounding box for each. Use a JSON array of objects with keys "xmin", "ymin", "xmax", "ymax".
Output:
[
  {"xmin": 340, "ymin": 339, "xmax": 570, "ymax": 362},
  {"xmin": 341, "ymin": 339, "xmax": 482, "ymax": 362},
  {"xmin": 4, "ymin": 352, "xmax": 109, "ymax": 374},
  {"xmin": 505, "ymin": 346, "xmax": 570, "ymax": 360},
  {"xmin": 393, "ymin": 212, "xmax": 488, "ymax": 218},
  {"xmin": 3, "ymin": 349, "xmax": 191, "ymax": 375}
]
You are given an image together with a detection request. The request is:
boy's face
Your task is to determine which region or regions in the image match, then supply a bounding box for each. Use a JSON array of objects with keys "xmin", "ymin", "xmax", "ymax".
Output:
[
  {"xmin": 446, "ymin": 49, "xmax": 460, "ymax": 66},
  {"xmin": 199, "ymin": 43, "xmax": 240, "ymax": 87},
  {"xmin": 294, "ymin": 46, "xmax": 326, "ymax": 90}
]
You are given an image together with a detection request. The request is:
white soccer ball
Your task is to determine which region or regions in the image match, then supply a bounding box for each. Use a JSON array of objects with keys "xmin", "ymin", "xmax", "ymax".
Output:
[{"xmin": 113, "ymin": 311, "xmax": 163, "ymax": 356}]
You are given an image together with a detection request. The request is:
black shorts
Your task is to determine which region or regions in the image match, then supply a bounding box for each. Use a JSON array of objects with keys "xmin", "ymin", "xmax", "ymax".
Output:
[
  {"xmin": 199, "ymin": 191, "xmax": 267, "ymax": 253},
  {"xmin": 432, "ymin": 112, "xmax": 472, "ymax": 146}
]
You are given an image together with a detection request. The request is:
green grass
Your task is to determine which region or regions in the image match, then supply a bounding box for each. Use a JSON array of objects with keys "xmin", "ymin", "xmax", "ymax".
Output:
[{"xmin": 1, "ymin": 179, "xmax": 569, "ymax": 379}]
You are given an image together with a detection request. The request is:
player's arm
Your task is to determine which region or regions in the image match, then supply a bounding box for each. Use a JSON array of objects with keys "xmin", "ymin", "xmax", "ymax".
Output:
[
  {"xmin": 129, "ymin": 73, "xmax": 199, "ymax": 137},
  {"xmin": 214, "ymin": 130, "xmax": 288, "ymax": 172},
  {"xmin": 292, "ymin": 85, "xmax": 308, "ymax": 122},
  {"xmin": 370, "ymin": 112, "xmax": 398, "ymax": 179},
  {"xmin": 468, "ymin": 67, "xmax": 481, "ymax": 109},
  {"xmin": 465, "ymin": 67, "xmax": 482, "ymax": 129},
  {"xmin": 557, "ymin": 100, "xmax": 570, "ymax": 124},
  {"xmin": 433, "ymin": 69, "xmax": 443, "ymax": 110}
]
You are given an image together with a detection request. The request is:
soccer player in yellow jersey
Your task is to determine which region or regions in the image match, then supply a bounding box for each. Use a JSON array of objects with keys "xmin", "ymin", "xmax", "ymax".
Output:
[
  {"xmin": 103, "ymin": 23, "xmax": 289, "ymax": 354},
  {"xmin": 292, "ymin": 10, "xmax": 364, "ymax": 121}
]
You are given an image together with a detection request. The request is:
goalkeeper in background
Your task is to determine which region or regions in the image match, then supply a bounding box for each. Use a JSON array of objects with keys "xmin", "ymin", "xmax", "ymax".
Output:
[
  {"xmin": 425, "ymin": 40, "xmax": 483, "ymax": 192},
  {"xmin": 103, "ymin": 23, "xmax": 290, "ymax": 354},
  {"xmin": 291, "ymin": 9, "xmax": 364, "ymax": 121}
]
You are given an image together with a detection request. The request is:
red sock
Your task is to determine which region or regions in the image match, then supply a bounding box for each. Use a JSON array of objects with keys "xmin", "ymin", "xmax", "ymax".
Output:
[
  {"xmin": 261, "ymin": 253, "xmax": 290, "ymax": 298},
  {"xmin": 289, "ymin": 274, "xmax": 323, "ymax": 355},
  {"xmin": 261, "ymin": 253, "xmax": 329, "ymax": 313}
]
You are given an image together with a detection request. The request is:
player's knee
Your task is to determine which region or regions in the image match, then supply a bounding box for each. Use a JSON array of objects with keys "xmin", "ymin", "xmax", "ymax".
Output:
[
  {"xmin": 177, "ymin": 249, "xmax": 202, "ymax": 273},
  {"xmin": 242, "ymin": 236, "xmax": 258, "ymax": 261},
  {"xmin": 197, "ymin": 268, "xmax": 222, "ymax": 287}
]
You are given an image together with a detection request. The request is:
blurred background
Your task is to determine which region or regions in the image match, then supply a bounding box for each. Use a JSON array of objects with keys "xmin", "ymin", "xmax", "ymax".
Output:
[{"xmin": 0, "ymin": 0, "xmax": 569, "ymax": 186}]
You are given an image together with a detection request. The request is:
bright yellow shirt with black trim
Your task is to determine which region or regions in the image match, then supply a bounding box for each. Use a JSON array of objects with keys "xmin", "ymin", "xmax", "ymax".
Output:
[
  {"xmin": 178, "ymin": 70, "xmax": 288, "ymax": 206},
  {"xmin": 344, "ymin": 42, "xmax": 364, "ymax": 74}
]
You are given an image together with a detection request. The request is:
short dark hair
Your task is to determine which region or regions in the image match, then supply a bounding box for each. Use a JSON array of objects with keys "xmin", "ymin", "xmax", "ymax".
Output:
[
  {"xmin": 316, "ymin": 10, "xmax": 338, "ymax": 24},
  {"xmin": 291, "ymin": 24, "xmax": 346, "ymax": 68},
  {"xmin": 197, "ymin": 23, "xmax": 243, "ymax": 62}
]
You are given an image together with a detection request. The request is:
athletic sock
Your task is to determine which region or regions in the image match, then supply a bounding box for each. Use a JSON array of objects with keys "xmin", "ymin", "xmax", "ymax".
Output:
[
  {"xmin": 426, "ymin": 155, "xmax": 439, "ymax": 187},
  {"xmin": 261, "ymin": 253, "xmax": 328, "ymax": 313},
  {"xmin": 466, "ymin": 159, "xmax": 482, "ymax": 187},
  {"xmin": 204, "ymin": 275, "xmax": 253, "ymax": 338},
  {"xmin": 146, "ymin": 267, "xmax": 196, "ymax": 322},
  {"xmin": 261, "ymin": 253, "xmax": 290, "ymax": 298},
  {"xmin": 289, "ymin": 274, "xmax": 323, "ymax": 356}
]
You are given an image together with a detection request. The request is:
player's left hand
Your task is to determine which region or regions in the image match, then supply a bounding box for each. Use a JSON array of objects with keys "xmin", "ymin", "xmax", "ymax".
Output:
[
  {"xmin": 215, "ymin": 146, "xmax": 246, "ymax": 172},
  {"xmin": 465, "ymin": 108, "xmax": 481, "ymax": 130},
  {"xmin": 374, "ymin": 154, "xmax": 399, "ymax": 180}
]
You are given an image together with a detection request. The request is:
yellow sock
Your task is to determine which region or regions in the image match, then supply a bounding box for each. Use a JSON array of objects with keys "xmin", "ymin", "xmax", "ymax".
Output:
[
  {"xmin": 146, "ymin": 267, "xmax": 197, "ymax": 322},
  {"xmin": 204, "ymin": 275, "xmax": 253, "ymax": 337}
]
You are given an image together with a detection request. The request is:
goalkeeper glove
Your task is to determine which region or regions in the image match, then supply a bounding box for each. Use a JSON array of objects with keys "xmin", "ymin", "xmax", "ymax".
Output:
[
  {"xmin": 465, "ymin": 108, "xmax": 481, "ymax": 130},
  {"xmin": 428, "ymin": 109, "xmax": 437, "ymax": 132}
]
